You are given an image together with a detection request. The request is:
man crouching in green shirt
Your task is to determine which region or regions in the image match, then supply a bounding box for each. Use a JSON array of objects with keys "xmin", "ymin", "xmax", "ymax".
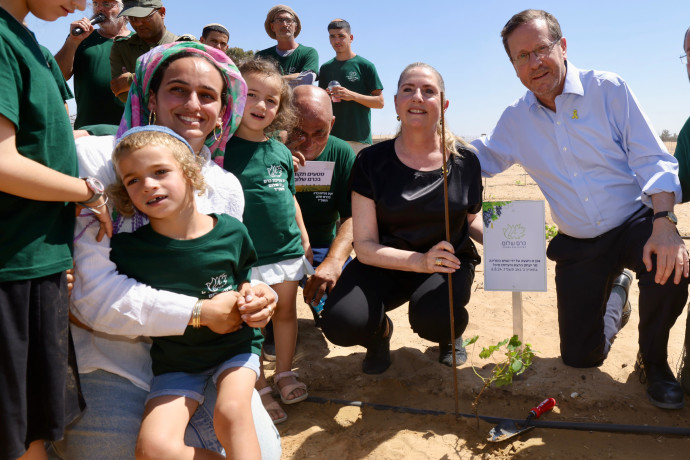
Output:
[{"xmin": 289, "ymin": 85, "xmax": 355, "ymax": 324}]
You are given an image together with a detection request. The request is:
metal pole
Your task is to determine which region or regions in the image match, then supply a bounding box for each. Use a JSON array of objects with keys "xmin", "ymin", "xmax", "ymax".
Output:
[{"xmin": 512, "ymin": 291, "xmax": 524, "ymax": 340}]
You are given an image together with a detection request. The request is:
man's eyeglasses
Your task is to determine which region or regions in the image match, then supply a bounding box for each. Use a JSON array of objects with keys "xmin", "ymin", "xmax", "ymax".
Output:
[
  {"xmin": 127, "ymin": 8, "xmax": 158, "ymax": 21},
  {"xmin": 512, "ymin": 38, "xmax": 562, "ymax": 67},
  {"xmin": 273, "ymin": 17, "xmax": 295, "ymax": 25},
  {"xmin": 91, "ymin": 1, "xmax": 116, "ymax": 8},
  {"xmin": 681, "ymin": 54, "xmax": 688, "ymax": 65}
]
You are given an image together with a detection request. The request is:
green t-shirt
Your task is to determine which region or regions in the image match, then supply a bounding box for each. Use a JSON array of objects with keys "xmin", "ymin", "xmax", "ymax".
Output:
[
  {"xmin": 256, "ymin": 43, "xmax": 319, "ymax": 75},
  {"xmin": 676, "ymin": 116, "xmax": 690, "ymax": 203},
  {"xmin": 318, "ymin": 55, "xmax": 383, "ymax": 144},
  {"xmin": 110, "ymin": 213, "xmax": 263, "ymax": 376},
  {"xmin": 39, "ymin": 44, "xmax": 73, "ymax": 103},
  {"xmin": 223, "ymin": 136, "xmax": 304, "ymax": 265},
  {"xmin": 295, "ymin": 136, "xmax": 355, "ymax": 247},
  {"xmin": 73, "ymin": 31, "xmax": 130, "ymax": 128},
  {"xmin": 0, "ymin": 8, "xmax": 77, "ymax": 282}
]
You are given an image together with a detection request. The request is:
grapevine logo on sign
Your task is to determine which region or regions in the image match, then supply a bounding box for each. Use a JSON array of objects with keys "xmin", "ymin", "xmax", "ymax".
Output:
[{"xmin": 483, "ymin": 201, "xmax": 547, "ymax": 292}]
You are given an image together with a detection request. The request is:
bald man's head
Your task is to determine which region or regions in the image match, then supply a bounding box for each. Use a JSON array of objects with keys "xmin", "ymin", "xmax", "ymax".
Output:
[
  {"xmin": 294, "ymin": 85, "xmax": 333, "ymax": 120},
  {"xmin": 290, "ymin": 86, "xmax": 335, "ymax": 160}
]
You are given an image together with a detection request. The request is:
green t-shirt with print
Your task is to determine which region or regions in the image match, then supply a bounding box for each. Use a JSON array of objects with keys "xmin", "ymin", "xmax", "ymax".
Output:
[
  {"xmin": 110, "ymin": 213, "xmax": 263, "ymax": 376},
  {"xmin": 256, "ymin": 43, "xmax": 319, "ymax": 75},
  {"xmin": 223, "ymin": 136, "xmax": 304, "ymax": 265},
  {"xmin": 73, "ymin": 31, "xmax": 131, "ymax": 128},
  {"xmin": 318, "ymin": 55, "xmax": 383, "ymax": 144},
  {"xmin": 0, "ymin": 8, "xmax": 77, "ymax": 282},
  {"xmin": 295, "ymin": 136, "xmax": 355, "ymax": 247}
]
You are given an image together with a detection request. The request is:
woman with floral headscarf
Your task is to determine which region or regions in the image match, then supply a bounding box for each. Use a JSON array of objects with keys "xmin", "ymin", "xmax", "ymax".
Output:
[
  {"xmin": 116, "ymin": 41, "xmax": 243, "ymax": 164},
  {"xmin": 51, "ymin": 42, "xmax": 281, "ymax": 459}
]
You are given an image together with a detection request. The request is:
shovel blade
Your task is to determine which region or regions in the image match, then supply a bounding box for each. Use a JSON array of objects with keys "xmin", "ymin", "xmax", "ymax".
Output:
[{"xmin": 488, "ymin": 420, "xmax": 535, "ymax": 442}]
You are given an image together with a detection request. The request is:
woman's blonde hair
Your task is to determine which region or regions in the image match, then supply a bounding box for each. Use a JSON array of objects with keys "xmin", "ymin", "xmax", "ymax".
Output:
[
  {"xmin": 237, "ymin": 56, "xmax": 297, "ymax": 134},
  {"xmin": 395, "ymin": 62, "xmax": 474, "ymax": 155},
  {"xmin": 108, "ymin": 130, "xmax": 206, "ymax": 217}
]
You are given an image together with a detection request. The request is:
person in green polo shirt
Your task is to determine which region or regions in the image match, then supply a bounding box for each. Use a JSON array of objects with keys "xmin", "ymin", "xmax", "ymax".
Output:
[
  {"xmin": 256, "ymin": 5, "xmax": 318, "ymax": 87},
  {"xmin": 261, "ymin": 85, "xmax": 357, "ymax": 361},
  {"xmin": 0, "ymin": 2, "xmax": 112, "ymax": 458},
  {"xmin": 55, "ymin": 0, "xmax": 131, "ymax": 128},
  {"xmin": 674, "ymin": 26, "xmax": 690, "ymax": 396},
  {"xmin": 109, "ymin": 126, "xmax": 264, "ymax": 460},
  {"xmin": 289, "ymin": 85, "xmax": 355, "ymax": 320},
  {"xmin": 319, "ymin": 18, "xmax": 383, "ymax": 153}
]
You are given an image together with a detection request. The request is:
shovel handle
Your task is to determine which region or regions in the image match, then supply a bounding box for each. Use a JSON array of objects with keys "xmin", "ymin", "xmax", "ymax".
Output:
[{"xmin": 529, "ymin": 397, "xmax": 557, "ymax": 419}]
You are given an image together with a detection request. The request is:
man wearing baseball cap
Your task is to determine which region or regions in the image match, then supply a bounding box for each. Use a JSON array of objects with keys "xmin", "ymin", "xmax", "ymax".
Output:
[
  {"xmin": 109, "ymin": 0, "xmax": 178, "ymax": 102},
  {"xmin": 256, "ymin": 4, "xmax": 318, "ymax": 86}
]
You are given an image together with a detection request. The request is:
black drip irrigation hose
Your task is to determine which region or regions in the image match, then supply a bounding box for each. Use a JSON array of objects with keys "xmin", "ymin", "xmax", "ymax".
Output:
[{"xmin": 305, "ymin": 396, "xmax": 690, "ymax": 437}]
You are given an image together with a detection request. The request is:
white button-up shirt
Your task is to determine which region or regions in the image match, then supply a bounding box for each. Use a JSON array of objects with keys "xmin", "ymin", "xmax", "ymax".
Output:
[{"xmin": 473, "ymin": 62, "xmax": 680, "ymax": 239}]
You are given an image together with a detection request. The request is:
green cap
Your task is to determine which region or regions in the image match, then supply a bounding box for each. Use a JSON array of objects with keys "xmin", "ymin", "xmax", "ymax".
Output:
[{"xmin": 118, "ymin": 0, "xmax": 163, "ymax": 18}]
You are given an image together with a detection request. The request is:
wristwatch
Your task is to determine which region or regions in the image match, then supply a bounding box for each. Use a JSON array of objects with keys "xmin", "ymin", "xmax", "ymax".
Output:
[
  {"xmin": 79, "ymin": 176, "xmax": 105, "ymax": 205},
  {"xmin": 652, "ymin": 211, "xmax": 678, "ymax": 225}
]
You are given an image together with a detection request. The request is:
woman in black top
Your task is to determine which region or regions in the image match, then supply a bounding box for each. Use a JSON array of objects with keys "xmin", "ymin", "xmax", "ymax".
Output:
[{"xmin": 321, "ymin": 63, "xmax": 483, "ymax": 374}]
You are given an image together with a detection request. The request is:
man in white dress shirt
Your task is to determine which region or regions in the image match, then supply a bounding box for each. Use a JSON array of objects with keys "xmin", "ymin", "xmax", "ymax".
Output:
[{"xmin": 472, "ymin": 9, "xmax": 689, "ymax": 409}]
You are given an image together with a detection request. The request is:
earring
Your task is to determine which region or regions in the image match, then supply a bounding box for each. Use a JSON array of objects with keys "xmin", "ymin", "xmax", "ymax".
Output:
[
  {"xmin": 148, "ymin": 111, "xmax": 156, "ymax": 125},
  {"xmin": 396, "ymin": 115, "xmax": 400, "ymax": 121},
  {"xmin": 213, "ymin": 124, "xmax": 223, "ymax": 142}
]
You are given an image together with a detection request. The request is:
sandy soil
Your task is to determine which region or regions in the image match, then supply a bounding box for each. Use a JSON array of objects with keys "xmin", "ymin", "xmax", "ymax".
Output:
[{"xmin": 266, "ymin": 163, "xmax": 690, "ymax": 459}]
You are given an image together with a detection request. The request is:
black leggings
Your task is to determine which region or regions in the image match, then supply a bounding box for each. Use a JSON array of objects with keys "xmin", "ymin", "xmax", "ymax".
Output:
[{"xmin": 321, "ymin": 258, "xmax": 474, "ymax": 348}]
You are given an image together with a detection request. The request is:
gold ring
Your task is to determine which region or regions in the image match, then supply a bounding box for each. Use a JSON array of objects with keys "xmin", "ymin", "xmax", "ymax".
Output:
[{"xmin": 435, "ymin": 258, "xmax": 443, "ymax": 266}]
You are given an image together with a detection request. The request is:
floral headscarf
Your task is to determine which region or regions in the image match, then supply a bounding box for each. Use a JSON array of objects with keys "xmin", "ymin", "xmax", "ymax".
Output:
[{"xmin": 117, "ymin": 42, "xmax": 247, "ymax": 163}]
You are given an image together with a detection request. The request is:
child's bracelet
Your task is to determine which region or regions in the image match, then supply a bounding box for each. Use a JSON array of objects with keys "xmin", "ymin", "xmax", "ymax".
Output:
[
  {"xmin": 81, "ymin": 195, "xmax": 109, "ymax": 215},
  {"xmin": 192, "ymin": 299, "xmax": 203, "ymax": 329}
]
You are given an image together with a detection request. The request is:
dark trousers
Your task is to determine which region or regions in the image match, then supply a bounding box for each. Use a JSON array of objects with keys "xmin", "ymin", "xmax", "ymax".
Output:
[
  {"xmin": 321, "ymin": 258, "xmax": 474, "ymax": 348},
  {"xmin": 546, "ymin": 208, "xmax": 688, "ymax": 367},
  {"xmin": 0, "ymin": 272, "xmax": 84, "ymax": 459}
]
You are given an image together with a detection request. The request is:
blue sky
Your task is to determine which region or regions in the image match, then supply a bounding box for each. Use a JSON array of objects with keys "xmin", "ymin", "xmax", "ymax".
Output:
[{"xmin": 27, "ymin": 0, "xmax": 690, "ymax": 138}]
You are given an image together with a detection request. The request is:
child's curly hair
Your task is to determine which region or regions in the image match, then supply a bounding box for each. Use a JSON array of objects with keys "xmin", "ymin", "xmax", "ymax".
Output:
[
  {"xmin": 108, "ymin": 131, "xmax": 207, "ymax": 217},
  {"xmin": 238, "ymin": 56, "xmax": 297, "ymax": 134}
]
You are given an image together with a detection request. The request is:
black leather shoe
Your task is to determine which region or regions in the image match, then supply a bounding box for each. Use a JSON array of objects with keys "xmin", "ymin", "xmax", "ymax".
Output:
[
  {"xmin": 636, "ymin": 353, "xmax": 684, "ymax": 409},
  {"xmin": 613, "ymin": 270, "xmax": 633, "ymax": 328},
  {"xmin": 439, "ymin": 336, "xmax": 468, "ymax": 367},
  {"xmin": 363, "ymin": 317, "xmax": 393, "ymax": 374}
]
